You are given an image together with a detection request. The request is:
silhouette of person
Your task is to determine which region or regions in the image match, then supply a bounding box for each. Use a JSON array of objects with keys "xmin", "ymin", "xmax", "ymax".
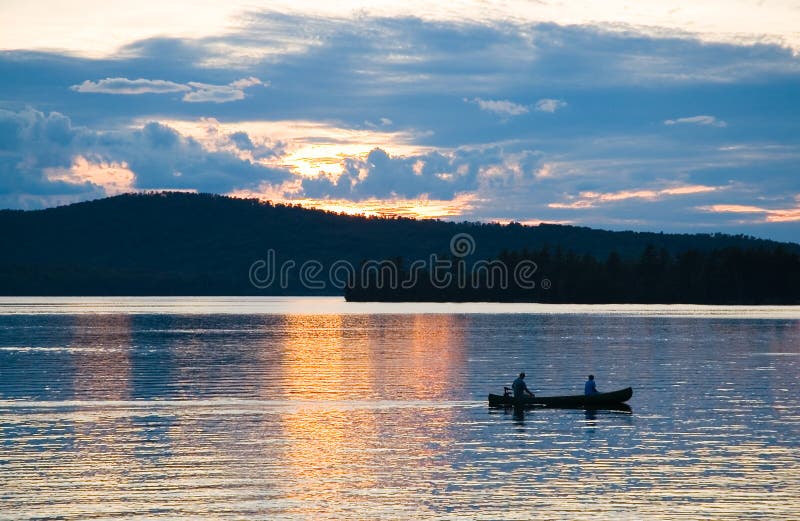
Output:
[
  {"xmin": 512, "ymin": 372, "xmax": 534, "ymax": 399},
  {"xmin": 584, "ymin": 374, "xmax": 599, "ymax": 396}
]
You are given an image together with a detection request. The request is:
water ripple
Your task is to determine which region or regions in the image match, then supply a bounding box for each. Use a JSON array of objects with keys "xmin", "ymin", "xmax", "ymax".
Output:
[{"xmin": 1, "ymin": 301, "xmax": 798, "ymax": 519}]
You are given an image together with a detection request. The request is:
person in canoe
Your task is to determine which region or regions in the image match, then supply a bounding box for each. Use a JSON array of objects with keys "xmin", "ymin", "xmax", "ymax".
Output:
[
  {"xmin": 584, "ymin": 374, "xmax": 599, "ymax": 396},
  {"xmin": 512, "ymin": 372, "xmax": 534, "ymax": 399}
]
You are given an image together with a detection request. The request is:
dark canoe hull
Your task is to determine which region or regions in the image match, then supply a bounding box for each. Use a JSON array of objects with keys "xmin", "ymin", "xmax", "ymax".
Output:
[{"xmin": 488, "ymin": 387, "xmax": 633, "ymax": 409}]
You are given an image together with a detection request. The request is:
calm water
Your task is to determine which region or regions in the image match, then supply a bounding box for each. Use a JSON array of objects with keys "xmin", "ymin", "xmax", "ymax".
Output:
[{"xmin": 1, "ymin": 298, "xmax": 798, "ymax": 520}]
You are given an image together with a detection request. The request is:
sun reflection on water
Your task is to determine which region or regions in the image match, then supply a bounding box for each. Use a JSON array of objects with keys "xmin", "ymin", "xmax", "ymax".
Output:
[{"xmin": 0, "ymin": 309, "xmax": 798, "ymax": 519}]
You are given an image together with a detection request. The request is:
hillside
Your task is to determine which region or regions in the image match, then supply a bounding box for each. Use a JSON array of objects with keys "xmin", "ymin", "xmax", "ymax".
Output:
[{"xmin": 0, "ymin": 192, "xmax": 797, "ymax": 296}]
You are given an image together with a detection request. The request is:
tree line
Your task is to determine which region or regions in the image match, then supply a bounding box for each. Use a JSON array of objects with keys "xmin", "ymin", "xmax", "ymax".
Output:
[
  {"xmin": 345, "ymin": 245, "xmax": 800, "ymax": 304},
  {"xmin": 1, "ymin": 192, "xmax": 798, "ymax": 298}
]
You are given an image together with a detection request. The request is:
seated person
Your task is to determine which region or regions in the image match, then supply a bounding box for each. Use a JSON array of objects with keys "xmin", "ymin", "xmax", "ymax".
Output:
[
  {"xmin": 512, "ymin": 372, "xmax": 534, "ymax": 399},
  {"xmin": 584, "ymin": 374, "xmax": 599, "ymax": 396}
]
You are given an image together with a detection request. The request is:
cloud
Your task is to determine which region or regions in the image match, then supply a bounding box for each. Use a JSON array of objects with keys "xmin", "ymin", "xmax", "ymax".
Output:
[
  {"xmin": 301, "ymin": 148, "xmax": 464, "ymax": 200},
  {"xmin": 71, "ymin": 76, "xmax": 266, "ymax": 103},
  {"xmin": 183, "ymin": 77, "xmax": 266, "ymax": 103},
  {"xmin": 182, "ymin": 83, "xmax": 247, "ymax": 103},
  {"xmin": 365, "ymin": 117, "xmax": 393, "ymax": 128},
  {"xmin": 295, "ymin": 145, "xmax": 558, "ymax": 206},
  {"xmin": 0, "ymin": 107, "xmax": 292, "ymax": 208},
  {"xmin": 299, "ymin": 146, "xmax": 538, "ymax": 201},
  {"xmin": 6, "ymin": 17, "xmax": 799, "ymax": 135},
  {"xmin": 2, "ymin": 13, "xmax": 800, "ymax": 240},
  {"xmin": 0, "ymin": 107, "xmax": 105, "ymax": 208},
  {"xmin": 664, "ymin": 115, "xmax": 727, "ymax": 127},
  {"xmin": 697, "ymin": 202, "xmax": 800, "ymax": 223},
  {"xmin": 287, "ymin": 138, "xmax": 800, "ymax": 236},
  {"xmin": 467, "ymin": 98, "xmax": 529, "ymax": 117},
  {"xmin": 4, "ymin": 1, "xmax": 800, "ymax": 58},
  {"xmin": 45, "ymin": 156, "xmax": 136, "ymax": 195},
  {"xmin": 71, "ymin": 78, "xmax": 190, "ymax": 95},
  {"xmin": 229, "ymin": 131, "xmax": 254, "ymax": 151},
  {"xmin": 159, "ymin": 117, "xmax": 427, "ymax": 178},
  {"xmin": 535, "ymin": 98, "xmax": 567, "ymax": 113},
  {"xmin": 548, "ymin": 184, "xmax": 721, "ymax": 209},
  {"xmin": 229, "ymin": 77, "xmax": 263, "ymax": 89},
  {"xmin": 119, "ymin": 121, "xmax": 289, "ymax": 191}
]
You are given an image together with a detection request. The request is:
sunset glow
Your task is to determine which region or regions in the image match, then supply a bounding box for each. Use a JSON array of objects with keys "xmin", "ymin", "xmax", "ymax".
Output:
[
  {"xmin": 2, "ymin": 2, "xmax": 800, "ymax": 519},
  {"xmin": 159, "ymin": 118, "xmax": 433, "ymax": 178},
  {"xmin": 45, "ymin": 157, "xmax": 136, "ymax": 195},
  {"xmin": 227, "ymin": 191, "xmax": 479, "ymax": 219},
  {"xmin": 549, "ymin": 185, "xmax": 721, "ymax": 209},
  {"xmin": 3, "ymin": 1, "xmax": 800, "ymax": 56},
  {"xmin": 0, "ymin": 1, "xmax": 797, "ymax": 240},
  {"xmin": 699, "ymin": 202, "xmax": 800, "ymax": 223}
]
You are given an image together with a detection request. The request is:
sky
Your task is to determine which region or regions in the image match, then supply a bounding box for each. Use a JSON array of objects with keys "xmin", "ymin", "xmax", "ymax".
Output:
[{"xmin": 1, "ymin": 1, "xmax": 799, "ymax": 241}]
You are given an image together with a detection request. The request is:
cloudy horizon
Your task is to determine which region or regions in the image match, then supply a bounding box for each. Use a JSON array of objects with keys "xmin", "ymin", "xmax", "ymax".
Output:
[{"xmin": 1, "ymin": 2, "xmax": 799, "ymax": 241}]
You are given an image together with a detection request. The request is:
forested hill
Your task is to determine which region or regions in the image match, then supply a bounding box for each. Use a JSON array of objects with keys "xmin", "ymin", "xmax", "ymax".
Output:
[{"xmin": 1, "ymin": 192, "xmax": 797, "ymax": 296}]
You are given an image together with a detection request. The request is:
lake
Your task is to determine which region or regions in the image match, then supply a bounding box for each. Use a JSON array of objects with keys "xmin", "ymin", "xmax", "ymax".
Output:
[{"xmin": 1, "ymin": 297, "xmax": 798, "ymax": 520}]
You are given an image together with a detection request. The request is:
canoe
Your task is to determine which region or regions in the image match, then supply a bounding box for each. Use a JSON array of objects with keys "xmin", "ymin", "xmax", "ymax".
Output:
[{"xmin": 488, "ymin": 386, "xmax": 633, "ymax": 409}]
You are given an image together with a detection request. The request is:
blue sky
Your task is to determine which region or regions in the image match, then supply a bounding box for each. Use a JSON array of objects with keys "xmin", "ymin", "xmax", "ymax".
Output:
[{"xmin": 1, "ymin": 2, "xmax": 799, "ymax": 241}]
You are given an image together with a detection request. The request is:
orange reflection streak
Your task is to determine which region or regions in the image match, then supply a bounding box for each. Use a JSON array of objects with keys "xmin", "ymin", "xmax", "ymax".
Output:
[
  {"xmin": 275, "ymin": 315, "xmax": 380, "ymax": 510},
  {"xmin": 277, "ymin": 314, "xmax": 348, "ymax": 399},
  {"xmin": 335, "ymin": 314, "xmax": 468, "ymax": 400},
  {"xmin": 383, "ymin": 314, "xmax": 465, "ymax": 476},
  {"xmin": 402, "ymin": 314, "xmax": 466, "ymax": 399},
  {"xmin": 271, "ymin": 314, "xmax": 469, "ymax": 512}
]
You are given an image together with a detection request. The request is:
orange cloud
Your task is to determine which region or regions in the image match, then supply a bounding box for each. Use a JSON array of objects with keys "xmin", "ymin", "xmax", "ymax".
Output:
[
  {"xmin": 768, "ymin": 209, "xmax": 800, "ymax": 223},
  {"xmin": 701, "ymin": 204, "xmax": 766, "ymax": 213},
  {"xmin": 699, "ymin": 202, "xmax": 800, "ymax": 223},
  {"xmin": 549, "ymin": 184, "xmax": 719, "ymax": 209},
  {"xmin": 548, "ymin": 200, "xmax": 595, "ymax": 209},
  {"xmin": 157, "ymin": 118, "xmax": 433, "ymax": 178},
  {"xmin": 660, "ymin": 185, "xmax": 720, "ymax": 196},
  {"xmin": 45, "ymin": 156, "xmax": 136, "ymax": 195}
]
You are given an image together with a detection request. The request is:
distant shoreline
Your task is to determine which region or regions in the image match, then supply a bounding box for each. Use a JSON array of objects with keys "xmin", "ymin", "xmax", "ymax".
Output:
[
  {"xmin": 2, "ymin": 296, "xmax": 800, "ymax": 319},
  {"xmin": 0, "ymin": 293, "xmax": 800, "ymax": 307},
  {"xmin": 344, "ymin": 295, "xmax": 800, "ymax": 305}
]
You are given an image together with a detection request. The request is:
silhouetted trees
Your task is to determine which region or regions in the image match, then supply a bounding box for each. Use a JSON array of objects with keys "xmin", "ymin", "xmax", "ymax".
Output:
[
  {"xmin": 1, "ymin": 192, "xmax": 798, "ymax": 300},
  {"xmin": 346, "ymin": 245, "xmax": 800, "ymax": 304}
]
